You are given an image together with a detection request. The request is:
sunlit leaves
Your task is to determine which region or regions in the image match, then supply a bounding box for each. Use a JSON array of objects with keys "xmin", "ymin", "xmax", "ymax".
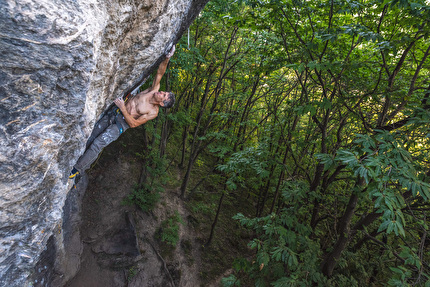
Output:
[
  {"xmin": 232, "ymin": 203, "xmax": 324, "ymax": 285},
  {"xmin": 217, "ymin": 144, "xmax": 271, "ymax": 191},
  {"xmin": 316, "ymin": 129, "xmax": 429, "ymax": 242}
]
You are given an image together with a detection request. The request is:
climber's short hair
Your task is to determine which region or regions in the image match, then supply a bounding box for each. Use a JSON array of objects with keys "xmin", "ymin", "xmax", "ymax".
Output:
[{"xmin": 163, "ymin": 92, "xmax": 175, "ymax": 109}]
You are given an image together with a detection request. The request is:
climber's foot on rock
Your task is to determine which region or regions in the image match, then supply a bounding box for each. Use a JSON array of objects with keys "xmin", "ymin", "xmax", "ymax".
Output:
[{"xmin": 69, "ymin": 167, "xmax": 80, "ymax": 179}]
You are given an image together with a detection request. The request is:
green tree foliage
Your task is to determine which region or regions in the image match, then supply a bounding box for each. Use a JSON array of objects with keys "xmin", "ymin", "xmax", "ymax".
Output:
[
  {"xmin": 123, "ymin": 184, "xmax": 161, "ymax": 212},
  {"xmin": 140, "ymin": 0, "xmax": 430, "ymax": 285},
  {"xmin": 158, "ymin": 212, "xmax": 184, "ymax": 246}
]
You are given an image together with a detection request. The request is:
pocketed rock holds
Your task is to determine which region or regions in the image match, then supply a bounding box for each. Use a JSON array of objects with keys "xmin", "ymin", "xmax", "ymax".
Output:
[{"xmin": 0, "ymin": 0, "xmax": 208, "ymax": 286}]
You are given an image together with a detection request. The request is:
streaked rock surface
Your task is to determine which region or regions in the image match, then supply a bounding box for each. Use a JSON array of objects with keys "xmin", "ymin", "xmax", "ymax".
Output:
[{"xmin": 0, "ymin": 0, "xmax": 208, "ymax": 285}]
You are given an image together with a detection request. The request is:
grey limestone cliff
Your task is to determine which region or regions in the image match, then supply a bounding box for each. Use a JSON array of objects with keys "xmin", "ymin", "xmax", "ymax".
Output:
[{"xmin": 0, "ymin": 0, "xmax": 208, "ymax": 285}]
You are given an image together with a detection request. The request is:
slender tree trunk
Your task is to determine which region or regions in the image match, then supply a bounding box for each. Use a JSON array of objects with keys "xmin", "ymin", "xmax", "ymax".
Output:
[
  {"xmin": 205, "ymin": 190, "xmax": 226, "ymax": 247},
  {"xmin": 320, "ymin": 178, "xmax": 363, "ymax": 277},
  {"xmin": 188, "ymin": 162, "xmax": 219, "ymax": 198},
  {"xmin": 179, "ymin": 126, "xmax": 188, "ymax": 168},
  {"xmin": 269, "ymin": 114, "xmax": 298, "ymax": 213},
  {"xmin": 257, "ymin": 164, "xmax": 275, "ymax": 217},
  {"xmin": 270, "ymin": 151, "xmax": 289, "ymax": 213},
  {"xmin": 159, "ymin": 113, "xmax": 169, "ymax": 157},
  {"xmin": 270, "ymin": 169, "xmax": 284, "ymax": 214},
  {"xmin": 180, "ymin": 152, "xmax": 196, "ymax": 199},
  {"xmin": 150, "ymin": 116, "xmax": 159, "ymax": 147},
  {"xmin": 309, "ymin": 110, "xmax": 329, "ymax": 227},
  {"xmin": 142, "ymin": 126, "xmax": 149, "ymax": 150}
]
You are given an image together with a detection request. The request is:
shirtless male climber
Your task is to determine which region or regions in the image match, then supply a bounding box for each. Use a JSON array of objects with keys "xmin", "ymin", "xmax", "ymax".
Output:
[{"xmin": 69, "ymin": 46, "xmax": 176, "ymax": 179}]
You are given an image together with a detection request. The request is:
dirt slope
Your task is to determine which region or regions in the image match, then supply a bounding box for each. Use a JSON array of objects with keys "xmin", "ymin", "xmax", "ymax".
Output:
[{"xmin": 65, "ymin": 130, "xmax": 205, "ymax": 287}]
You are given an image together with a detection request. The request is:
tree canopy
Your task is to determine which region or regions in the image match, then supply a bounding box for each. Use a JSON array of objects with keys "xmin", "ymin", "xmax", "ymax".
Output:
[{"xmin": 137, "ymin": 0, "xmax": 430, "ymax": 285}]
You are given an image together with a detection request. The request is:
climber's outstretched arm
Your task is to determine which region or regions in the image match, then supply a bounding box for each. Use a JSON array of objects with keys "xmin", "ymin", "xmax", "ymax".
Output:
[{"xmin": 149, "ymin": 45, "xmax": 175, "ymax": 92}]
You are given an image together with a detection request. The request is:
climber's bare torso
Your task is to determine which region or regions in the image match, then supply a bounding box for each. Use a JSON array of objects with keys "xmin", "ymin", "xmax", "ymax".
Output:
[{"xmin": 127, "ymin": 91, "xmax": 160, "ymax": 121}]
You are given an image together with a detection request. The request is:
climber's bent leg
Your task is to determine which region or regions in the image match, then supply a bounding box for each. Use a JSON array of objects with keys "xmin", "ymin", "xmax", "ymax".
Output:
[
  {"xmin": 85, "ymin": 111, "xmax": 114, "ymax": 150},
  {"xmin": 74, "ymin": 122, "xmax": 127, "ymax": 173}
]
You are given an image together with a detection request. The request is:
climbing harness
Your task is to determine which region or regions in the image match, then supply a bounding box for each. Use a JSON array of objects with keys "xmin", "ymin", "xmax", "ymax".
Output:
[
  {"xmin": 124, "ymin": 92, "xmax": 133, "ymax": 103},
  {"xmin": 113, "ymin": 92, "xmax": 133, "ymax": 134}
]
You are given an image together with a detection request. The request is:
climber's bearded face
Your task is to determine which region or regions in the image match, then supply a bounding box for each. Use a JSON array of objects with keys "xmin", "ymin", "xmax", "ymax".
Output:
[{"xmin": 155, "ymin": 91, "xmax": 168, "ymax": 105}]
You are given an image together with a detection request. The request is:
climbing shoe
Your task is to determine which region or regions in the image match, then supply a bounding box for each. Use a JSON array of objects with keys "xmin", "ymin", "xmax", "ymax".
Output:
[{"xmin": 69, "ymin": 167, "xmax": 80, "ymax": 179}]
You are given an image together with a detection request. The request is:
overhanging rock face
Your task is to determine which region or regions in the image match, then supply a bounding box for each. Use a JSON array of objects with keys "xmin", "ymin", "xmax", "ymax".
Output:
[{"xmin": 0, "ymin": 0, "xmax": 208, "ymax": 285}]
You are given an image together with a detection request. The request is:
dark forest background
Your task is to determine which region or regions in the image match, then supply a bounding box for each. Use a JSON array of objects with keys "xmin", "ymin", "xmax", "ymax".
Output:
[{"xmin": 126, "ymin": 0, "xmax": 430, "ymax": 285}]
